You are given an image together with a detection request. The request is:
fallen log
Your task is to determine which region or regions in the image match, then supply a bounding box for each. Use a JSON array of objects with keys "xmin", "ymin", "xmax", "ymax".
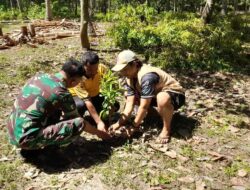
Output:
[
  {"xmin": 26, "ymin": 42, "xmax": 38, "ymax": 48},
  {"xmin": 32, "ymin": 20, "xmax": 80, "ymax": 30},
  {"xmin": 36, "ymin": 31, "xmax": 80, "ymax": 38},
  {"xmin": 2, "ymin": 35, "xmax": 17, "ymax": 46},
  {"xmin": 0, "ymin": 45, "xmax": 9, "ymax": 50}
]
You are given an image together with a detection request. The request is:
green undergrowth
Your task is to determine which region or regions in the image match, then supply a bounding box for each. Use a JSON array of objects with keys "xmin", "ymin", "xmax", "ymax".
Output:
[
  {"xmin": 0, "ymin": 160, "xmax": 21, "ymax": 190},
  {"xmin": 106, "ymin": 5, "xmax": 249, "ymax": 73}
]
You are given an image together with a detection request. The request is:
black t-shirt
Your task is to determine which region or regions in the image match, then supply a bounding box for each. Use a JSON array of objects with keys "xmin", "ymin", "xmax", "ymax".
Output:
[{"xmin": 125, "ymin": 72, "xmax": 160, "ymax": 98}]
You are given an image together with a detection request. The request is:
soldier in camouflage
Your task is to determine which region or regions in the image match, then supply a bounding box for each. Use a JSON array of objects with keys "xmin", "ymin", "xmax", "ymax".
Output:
[{"xmin": 7, "ymin": 59, "xmax": 111, "ymax": 150}]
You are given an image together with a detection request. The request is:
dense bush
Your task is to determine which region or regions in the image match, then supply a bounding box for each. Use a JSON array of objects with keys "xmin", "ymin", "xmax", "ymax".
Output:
[
  {"xmin": 0, "ymin": 2, "xmax": 79, "ymax": 20},
  {"xmin": 0, "ymin": 4, "xmax": 44, "ymax": 20},
  {"xmin": 0, "ymin": 6, "xmax": 23, "ymax": 20},
  {"xmin": 26, "ymin": 4, "xmax": 45, "ymax": 19},
  {"xmin": 107, "ymin": 5, "xmax": 246, "ymax": 72},
  {"xmin": 52, "ymin": 1, "xmax": 79, "ymax": 19}
]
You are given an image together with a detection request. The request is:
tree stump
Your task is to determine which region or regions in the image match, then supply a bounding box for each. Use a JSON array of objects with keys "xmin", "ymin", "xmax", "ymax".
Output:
[
  {"xmin": 19, "ymin": 26, "xmax": 30, "ymax": 44},
  {"xmin": 0, "ymin": 28, "xmax": 3, "ymax": 36},
  {"xmin": 21, "ymin": 26, "xmax": 28, "ymax": 36},
  {"xmin": 28, "ymin": 24, "xmax": 36, "ymax": 37}
]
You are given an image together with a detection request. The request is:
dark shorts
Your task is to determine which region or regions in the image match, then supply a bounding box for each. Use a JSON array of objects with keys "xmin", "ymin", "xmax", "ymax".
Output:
[
  {"xmin": 167, "ymin": 91, "xmax": 185, "ymax": 110},
  {"xmin": 73, "ymin": 94, "xmax": 105, "ymax": 116},
  {"xmin": 73, "ymin": 94, "xmax": 120, "ymax": 117},
  {"xmin": 150, "ymin": 91, "xmax": 185, "ymax": 110}
]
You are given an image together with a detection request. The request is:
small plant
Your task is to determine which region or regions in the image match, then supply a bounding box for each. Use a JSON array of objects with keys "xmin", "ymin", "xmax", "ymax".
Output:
[
  {"xmin": 100, "ymin": 70, "xmax": 124, "ymax": 122},
  {"xmin": 224, "ymin": 160, "xmax": 250, "ymax": 177}
]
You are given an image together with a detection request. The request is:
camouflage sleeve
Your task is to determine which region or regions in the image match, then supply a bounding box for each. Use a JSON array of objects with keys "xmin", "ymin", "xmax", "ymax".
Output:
[{"xmin": 59, "ymin": 90, "xmax": 79, "ymax": 119}]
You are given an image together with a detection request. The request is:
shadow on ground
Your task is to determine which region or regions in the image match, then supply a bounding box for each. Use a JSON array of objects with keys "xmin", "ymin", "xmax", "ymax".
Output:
[
  {"xmin": 21, "ymin": 112, "xmax": 198, "ymax": 172},
  {"xmin": 171, "ymin": 112, "xmax": 199, "ymax": 140},
  {"xmin": 142, "ymin": 110, "xmax": 199, "ymax": 141},
  {"xmin": 20, "ymin": 138, "xmax": 114, "ymax": 173}
]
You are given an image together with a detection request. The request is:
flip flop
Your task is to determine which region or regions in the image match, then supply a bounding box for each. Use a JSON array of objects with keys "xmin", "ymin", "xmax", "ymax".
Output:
[{"xmin": 155, "ymin": 136, "xmax": 170, "ymax": 144}]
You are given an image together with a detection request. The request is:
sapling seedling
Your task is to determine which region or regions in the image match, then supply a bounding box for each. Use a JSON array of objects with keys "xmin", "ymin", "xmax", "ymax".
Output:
[{"xmin": 100, "ymin": 70, "xmax": 124, "ymax": 124}]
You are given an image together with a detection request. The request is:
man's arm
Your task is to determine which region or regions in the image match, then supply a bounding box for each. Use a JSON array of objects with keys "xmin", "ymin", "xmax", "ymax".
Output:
[
  {"xmin": 110, "ymin": 95, "xmax": 135, "ymax": 131},
  {"xmin": 133, "ymin": 98, "xmax": 151, "ymax": 127},
  {"xmin": 84, "ymin": 99, "xmax": 106, "ymax": 131},
  {"xmin": 122, "ymin": 95, "xmax": 135, "ymax": 121},
  {"xmin": 83, "ymin": 120, "xmax": 111, "ymax": 140}
]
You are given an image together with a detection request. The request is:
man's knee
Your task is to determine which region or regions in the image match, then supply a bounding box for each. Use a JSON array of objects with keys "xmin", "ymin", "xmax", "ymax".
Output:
[
  {"xmin": 72, "ymin": 117, "xmax": 85, "ymax": 134},
  {"xmin": 73, "ymin": 97, "xmax": 87, "ymax": 116},
  {"xmin": 156, "ymin": 92, "xmax": 172, "ymax": 108}
]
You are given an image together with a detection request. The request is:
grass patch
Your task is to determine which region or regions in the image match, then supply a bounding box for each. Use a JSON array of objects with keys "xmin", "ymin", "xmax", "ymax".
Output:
[
  {"xmin": 180, "ymin": 144, "xmax": 207, "ymax": 159},
  {"xmin": 143, "ymin": 170, "xmax": 178, "ymax": 186},
  {"xmin": 0, "ymin": 160, "xmax": 22, "ymax": 190},
  {"xmin": 224, "ymin": 160, "xmax": 250, "ymax": 177}
]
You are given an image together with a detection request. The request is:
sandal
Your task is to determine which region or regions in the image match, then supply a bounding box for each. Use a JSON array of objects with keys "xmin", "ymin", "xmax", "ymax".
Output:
[{"xmin": 155, "ymin": 136, "xmax": 170, "ymax": 144}]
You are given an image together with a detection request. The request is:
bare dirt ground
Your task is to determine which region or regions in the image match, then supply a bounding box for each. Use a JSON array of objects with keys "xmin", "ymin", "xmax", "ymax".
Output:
[{"xmin": 0, "ymin": 24, "xmax": 249, "ymax": 190}]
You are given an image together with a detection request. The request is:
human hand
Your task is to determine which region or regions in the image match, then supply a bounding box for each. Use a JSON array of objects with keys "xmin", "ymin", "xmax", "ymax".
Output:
[
  {"xmin": 97, "ymin": 121, "xmax": 107, "ymax": 132},
  {"xmin": 108, "ymin": 123, "xmax": 120, "ymax": 134},
  {"xmin": 120, "ymin": 125, "xmax": 138, "ymax": 138}
]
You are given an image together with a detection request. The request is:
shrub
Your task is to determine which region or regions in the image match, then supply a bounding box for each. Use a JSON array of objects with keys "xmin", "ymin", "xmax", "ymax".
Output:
[
  {"xmin": 26, "ymin": 3, "xmax": 45, "ymax": 19},
  {"xmin": 0, "ymin": 9, "xmax": 23, "ymax": 20},
  {"xmin": 107, "ymin": 6, "xmax": 245, "ymax": 72}
]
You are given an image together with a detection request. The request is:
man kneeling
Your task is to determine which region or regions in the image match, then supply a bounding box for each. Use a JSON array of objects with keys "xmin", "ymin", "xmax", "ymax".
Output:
[{"xmin": 6, "ymin": 59, "xmax": 110, "ymax": 151}]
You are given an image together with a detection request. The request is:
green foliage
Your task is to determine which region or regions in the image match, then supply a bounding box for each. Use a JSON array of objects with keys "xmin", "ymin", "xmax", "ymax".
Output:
[
  {"xmin": 107, "ymin": 5, "xmax": 247, "ymax": 72},
  {"xmin": 0, "ymin": 60, "xmax": 53, "ymax": 86},
  {"xmin": 0, "ymin": 3, "xmax": 45, "ymax": 20},
  {"xmin": 0, "ymin": 8, "xmax": 23, "ymax": 20},
  {"xmin": 15, "ymin": 61, "xmax": 53, "ymax": 83},
  {"xmin": 100, "ymin": 70, "xmax": 124, "ymax": 121},
  {"xmin": 0, "ymin": 160, "xmax": 21, "ymax": 190},
  {"xmin": 224, "ymin": 160, "xmax": 250, "ymax": 177},
  {"xmin": 0, "ymin": 1, "xmax": 79, "ymax": 20},
  {"xmin": 143, "ymin": 170, "xmax": 177, "ymax": 185},
  {"xmin": 26, "ymin": 4, "xmax": 45, "ymax": 19},
  {"xmin": 52, "ymin": 1, "xmax": 79, "ymax": 19}
]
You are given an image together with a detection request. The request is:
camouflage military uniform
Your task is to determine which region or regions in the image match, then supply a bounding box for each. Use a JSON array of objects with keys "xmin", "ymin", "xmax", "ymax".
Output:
[{"xmin": 7, "ymin": 72, "xmax": 85, "ymax": 149}]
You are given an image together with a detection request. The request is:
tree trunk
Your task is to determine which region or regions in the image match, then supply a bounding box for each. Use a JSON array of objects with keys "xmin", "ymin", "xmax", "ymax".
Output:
[
  {"xmin": 246, "ymin": 0, "xmax": 248, "ymax": 12},
  {"xmin": 10, "ymin": 0, "xmax": 14, "ymax": 14},
  {"xmin": 201, "ymin": 0, "xmax": 213, "ymax": 24},
  {"xmin": 74, "ymin": 0, "xmax": 78, "ymax": 17},
  {"xmin": 0, "ymin": 28, "xmax": 3, "ymax": 36},
  {"xmin": 221, "ymin": 0, "xmax": 227, "ymax": 15},
  {"xmin": 109, "ymin": 0, "xmax": 112, "ymax": 12},
  {"xmin": 80, "ymin": 0, "xmax": 90, "ymax": 50},
  {"xmin": 173, "ymin": 0, "xmax": 176, "ymax": 12},
  {"xmin": 102, "ymin": 0, "xmax": 107, "ymax": 14},
  {"xmin": 45, "ymin": 0, "xmax": 53, "ymax": 21},
  {"xmin": 166, "ymin": 0, "xmax": 171, "ymax": 11},
  {"xmin": 89, "ymin": 0, "xmax": 96, "ymax": 35},
  {"xmin": 16, "ymin": 0, "xmax": 23, "ymax": 12},
  {"xmin": 234, "ymin": 0, "xmax": 238, "ymax": 14},
  {"xmin": 9, "ymin": 0, "xmax": 13, "ymax": 10}
]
